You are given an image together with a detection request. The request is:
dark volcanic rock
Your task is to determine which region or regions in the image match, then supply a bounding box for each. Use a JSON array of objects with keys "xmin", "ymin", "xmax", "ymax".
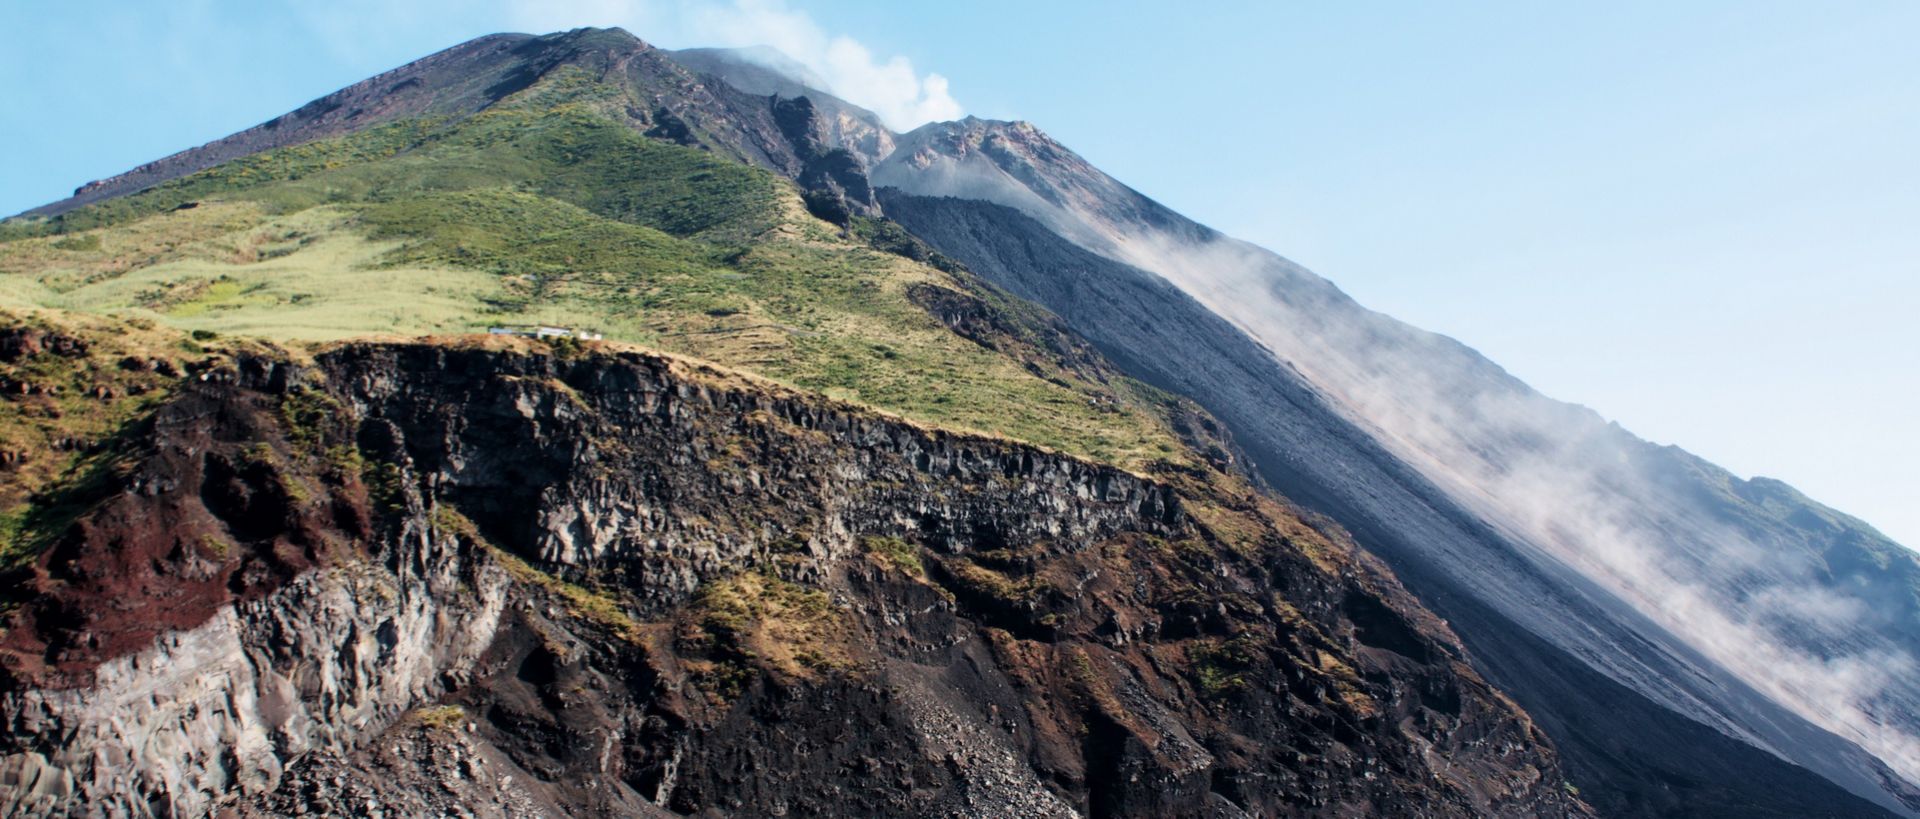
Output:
[
  {"xmin": 0, "ymin": 330, "xmax": 1586, "ymax": 817},
  {"xmin": 666, "ymin": 45, "xmax": 896, "ymax": 165},
  {"xmin": 773, "ymin": 95, "xmax": 881, "ymax": 222}
]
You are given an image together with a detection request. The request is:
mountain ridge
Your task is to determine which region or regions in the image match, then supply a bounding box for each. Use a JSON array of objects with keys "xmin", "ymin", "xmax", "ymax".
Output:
[
  {"xmin": 868, "ymin": 114, "xmax": 1920, "ymax": 815},
  {"xmin": 877, "ymin": 187, "xmax": 1911, "ymax": 817},
  {"xmin": 871, "ymin": 108, "xmax": 1920, "ymax": 813},
  {"xmin": 21, "ymin": 32, "xmax": 539, "ymax": 219},
  {"xmin": 14, "ymin": 28, "xmax": 892, "ymax": 224},
  {"xmin": 0, "ymin": 29, "xmax": 1600, "ymax": 816},
  {"xmin": 1, "ymin": 27, "xmax": 1913, "ymax": 818}
]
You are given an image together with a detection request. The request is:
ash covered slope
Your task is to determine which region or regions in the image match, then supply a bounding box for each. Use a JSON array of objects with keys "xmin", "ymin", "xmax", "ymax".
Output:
[
  {"xmin": 872, "ymin": 117, "xmax": 1920, "ymax": 816},
  {"xmin": 0, "ymin": 316, "xmax": 1582, "ymax": 817}
]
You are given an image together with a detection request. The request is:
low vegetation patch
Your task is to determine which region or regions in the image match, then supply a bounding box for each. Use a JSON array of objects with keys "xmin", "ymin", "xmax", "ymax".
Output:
[
  {"xmin": 0, "ymin": 312, "xmax": 200, "ymax": 567},
  {"xmin": 680, "ymin": 569, "xmax": 852, "ymax": 697},
  {"xmin": 860, "ymin": 535, "xmax": 924, "ymax": 577},
  {"xmin": 407, "ymin": 704, "xmax": 467, "ymax": 731},
  {"xmin": 1189, "ymin": 634, "xmax": 1264, "ymax": 699}
]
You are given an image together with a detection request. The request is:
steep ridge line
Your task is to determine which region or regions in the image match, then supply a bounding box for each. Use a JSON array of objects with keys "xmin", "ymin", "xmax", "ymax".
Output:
[
  {"xmin": 876, "ymin": 189, "xmax": 1905, "ymax": 817},
  {"xmin": 864, "ymin": 112, "xmax": 1920, "ymax": 815}
]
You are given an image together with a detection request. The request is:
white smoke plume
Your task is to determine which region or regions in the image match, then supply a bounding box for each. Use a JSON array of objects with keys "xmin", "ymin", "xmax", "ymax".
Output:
[
  {"xmin": 1123, "ymin": 226, "xmax": 1920, "ymax": 786},
  {"xmin": 504, "ymin": 0, "xmax": 963, "ymax": 130},
  {"xmin": 874, "ymin": 128, "xmax": 1920, "ymax": 793}
]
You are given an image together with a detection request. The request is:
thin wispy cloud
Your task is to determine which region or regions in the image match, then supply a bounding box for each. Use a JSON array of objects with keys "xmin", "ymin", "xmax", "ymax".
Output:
[{"xmin": 504, "ymin": 0, "xmax": 964, "ymax": 129}]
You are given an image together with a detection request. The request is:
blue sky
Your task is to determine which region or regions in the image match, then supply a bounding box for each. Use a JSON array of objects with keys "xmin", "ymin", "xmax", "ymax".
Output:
[{"xmin": 2, "ymin": 1, "xmax": 1915, "ymax": 545}]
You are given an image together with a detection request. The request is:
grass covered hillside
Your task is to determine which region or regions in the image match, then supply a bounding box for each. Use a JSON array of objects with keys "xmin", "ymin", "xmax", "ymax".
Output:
[{"xmin": 0, "ymin": 71, "xmax": 1197, "ymax": 472}]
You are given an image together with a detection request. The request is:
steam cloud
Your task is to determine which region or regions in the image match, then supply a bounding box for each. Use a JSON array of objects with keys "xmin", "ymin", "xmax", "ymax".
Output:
[
  {"xmin": 879, "ymin": 134, "xmax": 1920, "ymax": 790},
  {"xmin": 1130, "ymin": 221, "xmax": 1920, "ymax": 787},
  {"xmin": 506, "ymin": 0, "xmax": 964, "ymax": 130},
  {"xmin": 1123, "ymin": 222, "xmax": 1920, "ymax": 787}
]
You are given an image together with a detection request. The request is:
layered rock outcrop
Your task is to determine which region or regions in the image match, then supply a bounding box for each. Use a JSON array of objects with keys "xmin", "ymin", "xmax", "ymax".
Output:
[{"xmin": 0, "ymin": 331, "xmax": 1586, "ymax": 817}]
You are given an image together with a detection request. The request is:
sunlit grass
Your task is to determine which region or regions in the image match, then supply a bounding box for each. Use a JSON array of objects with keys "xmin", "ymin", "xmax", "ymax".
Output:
[
  {"xmin": 0, "ymin": 208, "xmax": 508, "ymax": 340},
  {"xmin": 0, "ymin": 70, "xmax": 1195, "ymax": 471}
]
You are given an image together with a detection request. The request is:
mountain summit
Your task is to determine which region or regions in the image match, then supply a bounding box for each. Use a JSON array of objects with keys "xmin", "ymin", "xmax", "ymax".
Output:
[
  {"xmin": 0, "ymin": 28, "xmax": 1581, "ymax": 818},
  {"xmin": 23, "ymin": 29, "xmax": 888, "ymax": 223},
  {"xmin": 0, "ymin": 27, "xmax": 1912, "ymax": 819}
]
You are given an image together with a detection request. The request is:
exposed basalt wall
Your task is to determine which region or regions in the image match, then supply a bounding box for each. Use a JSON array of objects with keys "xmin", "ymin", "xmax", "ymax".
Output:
[
  {"xmin": 0, "ymin": 541, "xmax": 509, "ymax": 817},
  {"xmin": 0, "ymin": 336, "xmax": 1586, "ymax": 817},
  {"xmin": 322, "ymin": 342, "xmax": 1180, "ymax": 613}
]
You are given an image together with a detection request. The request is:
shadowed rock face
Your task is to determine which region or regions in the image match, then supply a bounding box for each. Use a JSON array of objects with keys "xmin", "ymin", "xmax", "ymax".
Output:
[
  {"xmin": 667, "ymin": 46, "xmax": 896, "ymax": 166},
  {"xmin": 0, "ymin": 330, "xmax": 1585, "ymax": 817}
]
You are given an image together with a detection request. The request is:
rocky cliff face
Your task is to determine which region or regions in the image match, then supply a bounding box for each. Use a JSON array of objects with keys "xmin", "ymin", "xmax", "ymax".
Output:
[
  {"xmin": 0, "ymin": 325, "xmax": 1585, "ymax": 817},
  {"xmin": 667, "ymin": 46, "xmax": 896, "ymax": 166}
]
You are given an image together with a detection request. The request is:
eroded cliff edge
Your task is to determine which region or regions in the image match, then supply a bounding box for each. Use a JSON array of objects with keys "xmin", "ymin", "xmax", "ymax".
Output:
[{"xmin": 0, "ymin": 320, "xmax": 1586, "ymax": 817}]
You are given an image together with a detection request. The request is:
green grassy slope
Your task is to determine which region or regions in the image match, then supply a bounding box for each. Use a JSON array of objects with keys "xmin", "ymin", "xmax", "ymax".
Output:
[{"xmin": 0, "ymin": 75, "xmax": 1196, "ymax": 471}]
